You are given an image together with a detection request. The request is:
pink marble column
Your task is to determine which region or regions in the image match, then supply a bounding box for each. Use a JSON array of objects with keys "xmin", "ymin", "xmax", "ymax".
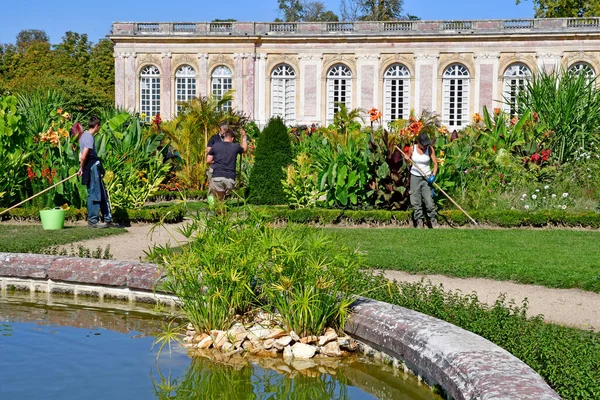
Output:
[
  {"xmin": 304, "ymin": 64, "xmax": 317, "ymax": 118},
  {"xmin": 360, "ymin": 64, "xmax": 375, "ymax": 109},
  {"xmin": 243, "ymin": 54, "xmax": 255, "ymax": 119},
  {"xmin": 419, "ymin": 64, "xmax": 433, "ymax": 113},
  {"xmin": 198, "ymin": 53, "xmax": 208, "ymax": 97},
  {"xmin": 234, "ymin": 54, "xmax": 244, "ymax": 111},
  {"xmin": 479, "ymin": 64, "xmax": 494, "ymax": 112},
  {"xmin": 114, "ymin": 52, "xmax": 126, "ymax": 109},
  {"xmin": 161, "ymin": 53, "xmax": 172, "ymax": 120},
  {"xmin": 125, "ymin": 53, "xmax": 137, "ymax": 113}
]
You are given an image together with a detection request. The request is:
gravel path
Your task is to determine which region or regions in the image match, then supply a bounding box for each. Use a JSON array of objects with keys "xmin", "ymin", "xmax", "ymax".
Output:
[
  {"xmin": 66, "ymin": 221, "xmax": 599, "ymax": 331},
  {"xmin": 61, "ymin": 222, "xmax": 189, "ymax": 262},
  {"xmin": 383, "ymin": 270, "xmax": 600, "ymax": 331}
]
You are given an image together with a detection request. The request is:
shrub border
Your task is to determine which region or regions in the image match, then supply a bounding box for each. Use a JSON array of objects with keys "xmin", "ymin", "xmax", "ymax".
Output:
[
  {"xmin": 249, "ymin": 206, "xmax": 600, "ymax": 228},
  {"xmin": 0, "ymin": 253, "xmax": 559, "ymax": 400},
  {"xmin": 0, "ymin": 205, "xmax": 186, "ymax": 224}
]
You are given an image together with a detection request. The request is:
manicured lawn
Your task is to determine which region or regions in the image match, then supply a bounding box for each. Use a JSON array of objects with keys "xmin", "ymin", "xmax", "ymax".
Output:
[
  {"xmin": 0, "ymin": 224, "xmax": 126, "ymax": 253},
  {"xmin": 326, "ymin": 228, "xmax": 600, "ymax": 292}
]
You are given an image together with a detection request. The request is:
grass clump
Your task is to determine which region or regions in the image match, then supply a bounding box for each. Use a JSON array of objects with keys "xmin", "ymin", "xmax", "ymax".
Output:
[{"xmin": 150, "ymin": 208, "xmax": 361, "ymax": 337}]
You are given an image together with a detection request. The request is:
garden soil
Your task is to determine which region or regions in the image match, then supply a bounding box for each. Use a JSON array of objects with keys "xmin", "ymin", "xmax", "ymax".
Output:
[
  {"xmin": 66, "ymin": 222, "xmax": 599, "ymax": 332},
  {"xmin": 383, "ymin": 270, "xmax": 600, "ymax": 332}
]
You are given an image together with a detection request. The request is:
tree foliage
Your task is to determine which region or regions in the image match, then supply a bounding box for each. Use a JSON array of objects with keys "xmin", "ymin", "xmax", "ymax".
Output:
[
  {"xmin": 248, "ymin": 117, "xmax": 293, "ymax": 204},
  {"xmin": 0, "ymin": 29, "xmax": 114, "ymax": 113},
  {"xmin": 515, "ymin": 0, "xmax": 600, "ymax": 17},
  {"xmin": 277, "ymin": 0, "xmax": 339, "ymax": 21},
  {"xmin": 340, "ymin": 0, "xmax": 404, "ymax": 21}
]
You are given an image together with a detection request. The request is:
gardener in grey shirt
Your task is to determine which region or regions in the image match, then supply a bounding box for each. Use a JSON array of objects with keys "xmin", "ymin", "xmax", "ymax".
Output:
[{"xmin": 77, "ymin": 116, "xmax": 113, "ymax": 228}]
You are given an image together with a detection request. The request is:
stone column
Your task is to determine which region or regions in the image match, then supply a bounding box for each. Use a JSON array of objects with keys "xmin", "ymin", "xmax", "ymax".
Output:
[
  {"xmin": 414, "ymin": 53, "xmax": 438, "ymax": 114},
  {"xmin": 197, "ymin": 53, "xmax": 208, "ymax": 97},
  {"xmin": 243, "ymin": 53, "xmax": 256, "ymax": 119},
  {"xmin": 537, "ymin": 53, "xmax": 563, "ymax": 74},
  {"xmin": 113, "ymin": 52, "xmax": 126, "ymax": 109},
  {"xmin": 355, "ymin": 55, "xmax": 380, "ymax": 111},
  {"xmin": 161, "ymin": 52, "xmax": 172, "ymax": 120},
  {"xmin": 125, "ymin": 52, "xmax": 137, "ymax": 113},
  {"xmin": 255, "ymin": 54, "xmax": 267, "ymax": 127},
  {"xmin": 233, "ymin": 53, "xmax": 244, "ymax": 111},
  {"xmin": 474, "ymin": 53, "xmax": 499, "ymax": 113}
]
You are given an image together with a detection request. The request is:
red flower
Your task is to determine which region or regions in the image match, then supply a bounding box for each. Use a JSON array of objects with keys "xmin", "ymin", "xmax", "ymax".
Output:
[
  {"xmin": 27, "ymin": 166, "xmax": 37, "ymax": 181},
  {"xmin": 532, "ymin": 112, "xmax": 539, "ymax": 122},
  {"xmin": 530, "ymin": 153, "xmax": 540, "ymax": 163},
  {"xmin": 541, "ymin": 149, "xmax": 551, "ymax": 162},
  {"xmin": 153, "ymin": 113, "xmax": 162, "ymax": 126},
  {"xmin": 403, "ymin": 146, "xmax": 410, "ymax": 154}
]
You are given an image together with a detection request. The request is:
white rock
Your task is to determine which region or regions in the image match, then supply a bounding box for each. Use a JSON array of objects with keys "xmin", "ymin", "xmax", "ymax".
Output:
[
  {"xmin": 221, "ymin": 342, "xmax": 234, "ymax": 352},
  {"xmin": 196, "ymin": 336, "xmax": 213, "ymax": 349},
  {"xmin": 247, "ymin": 325, "xmax": 271, "ymax": 340},
  {"xmin": 274, "ymin": 336, "xmax": 292, "ymax": 350},
  {"xmin": 283, "ymin": 345, "xmax": 293, "ymax": 361},
  {"xmin": 318, "ymin": 328, "xmax": 338, "ymax": 346},
  {"xmin": 321, "ymin": 341, "xmax": 342, "ymax": 357},
  {"xmin": 291, "ymin": 343, "xmax": 317, "ymax": 359},
  {"xmin": 186, "ymin": 323, "xmax": 194, "ymax": 331},
  {"xmin": 290, "ymin": 331, "xmax": 300, "ymax": 342},
  {"xmin": 263, "ymin": 338, "xmax": 275, "ymax": 350},
  {"xmin": 265, "ymin": 328, "xmax": 287, "ymax": 339},
  {"xmin": 338, "ymin": 337, "xmax": 358, "ymax": 351},
  {"xmin": 211, "ymin": 330, "xmax": 227, "ymax": 348}
]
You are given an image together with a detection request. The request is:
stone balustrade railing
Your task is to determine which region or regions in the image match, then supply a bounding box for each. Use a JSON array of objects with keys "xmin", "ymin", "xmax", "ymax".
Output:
[{"xmin": 110, "ymin": 18, "xmax": 600, "ymax": 37}]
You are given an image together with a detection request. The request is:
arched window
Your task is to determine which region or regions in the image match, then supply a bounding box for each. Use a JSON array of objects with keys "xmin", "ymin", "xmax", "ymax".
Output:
[
  {"xmin": 442, "ymin": 64, "xmax": 470, "ymax": 130},
  {"xmin": 326, "ymin": 64, "xmax": 352, "ymax": 124},
  {"xmin": 503, "ymin": 63, "xmax": 532, "ymax": 115},
  {"xmin": 175, "ymin": 65, "xmax": 196, "ymax": 114},
  {"xmin": 383, "ymin": 64, "xmax": 410, "ymax": 125},
  {"xmin": 271, "ymin": 64, "xmax": 296, "ymax": 125},
  {"xmin": 211, "ymin": 66, "xmax": 233, "ymax": 111},
  {"xmin": 140, "ymin": 65, "xmax": 160, "ymax": 121},
  {"xmin": 568, "ymin": 62, "xmax": 595, "ymax": 84}
]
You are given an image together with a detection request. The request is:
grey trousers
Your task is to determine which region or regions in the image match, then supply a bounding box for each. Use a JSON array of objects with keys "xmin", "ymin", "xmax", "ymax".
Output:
[{"xmin": 409, "ymin": 175, "xmax": 436, "ymax": 221}]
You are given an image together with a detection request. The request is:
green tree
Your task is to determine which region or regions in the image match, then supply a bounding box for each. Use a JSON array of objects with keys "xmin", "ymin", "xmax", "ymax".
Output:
[
  {"xmin": 278, "ymin": 0, "xmax": 339, "ymax": 21},
  {"xmin": 340, "ymin": 0, "xmax": 404, "ymax": 20},
  {"xmin": 53, "ymin": 31, "xmax": 92, "ymax": 79},
  {"xmin": 87, "ymin": 39, "xmax": 115, "ymax": 101},
  {"xmin": 248, "ymin": 117, "xmax": 293, "ymax": 204},
  {"xmin": 278, "ymin": 0, "xmax": 304, "ymax": 21},
  {"xmin": 515, "ymin": 0, "xmax": 600, "ymax": 17},
  {"xmin": 16, "ymin": 29, "xmax": 49, "ymax": 48}
]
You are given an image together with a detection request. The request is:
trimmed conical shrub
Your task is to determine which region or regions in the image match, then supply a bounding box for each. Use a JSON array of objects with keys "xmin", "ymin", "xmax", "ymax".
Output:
[{"xmin": 248, "ymin": 117, "xmax": 293, "ymax": 204}]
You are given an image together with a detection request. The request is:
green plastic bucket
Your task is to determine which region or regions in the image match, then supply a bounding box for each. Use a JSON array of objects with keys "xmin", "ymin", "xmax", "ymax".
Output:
[{"xmin": 39, "ymin": 208, "xmax": 66, "ymax": 230}]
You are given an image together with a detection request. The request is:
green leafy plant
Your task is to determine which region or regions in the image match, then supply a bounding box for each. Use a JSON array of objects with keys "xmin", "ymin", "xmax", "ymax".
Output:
[
  {"xmin": 248, "ymin": 117, "xmax": 293, "ymax": 205},
  {"xmin": 282, "ymin": 152, "xmax": 324, "ymax": 209}
]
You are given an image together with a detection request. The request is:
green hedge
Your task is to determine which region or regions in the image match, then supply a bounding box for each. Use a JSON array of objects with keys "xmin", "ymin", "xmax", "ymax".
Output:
[
  {"xmin": 0, "ymin": 205, "xmax": 185, "ymax": 224},
  {"xmin": 147, "ymin": 190, "xmax": 208, "ymax": 202},
  {"xmin": 248, "ymin": 206, "xmax": 600, "ymax": 228},
  {"xmin": 354, "ymin": 274, "xmax": 600, "ymax": 400}
]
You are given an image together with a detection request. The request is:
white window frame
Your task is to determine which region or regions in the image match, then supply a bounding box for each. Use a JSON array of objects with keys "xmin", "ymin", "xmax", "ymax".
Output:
[
  {"xmin": 211, "ymin": 65, "xmax": 233, "ymax": 111},
  {"xmin": 326, "ymin": 64, "xmax": 352, "ymax": 124},
  {"xmin": 568, "ymin": 62, "xmax": 595, "ymax": 84},
  {"xmin": 140, "ymin": 65, "xmax": 161, "ymax": 121},
  {"xmin": 175, "ymin": 65, "xmax": 196, "ymax": 114},
  {"xmin": 502, "ymin": 63, "xmax": 532, "ymax": 115},
  {"xmin": 271, "ymin": 64, "xmax": 296, "ymax": 125},
  {"xmin": 383, "ymin": 64, "xmax": 410, "ymax": 126},
  {"xmin": 442, "ymin": 64, "xmax": 470, "ymax": 130}
]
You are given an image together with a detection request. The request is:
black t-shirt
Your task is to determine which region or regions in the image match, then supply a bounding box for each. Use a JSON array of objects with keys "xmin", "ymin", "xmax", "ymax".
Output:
[
  {"xmin": 207, "ymin": 133, "xmax": 223, "ymax": 148},
  {"xmin": 208, "ymin": 141, "xmax": 243, "ymax": 179}
]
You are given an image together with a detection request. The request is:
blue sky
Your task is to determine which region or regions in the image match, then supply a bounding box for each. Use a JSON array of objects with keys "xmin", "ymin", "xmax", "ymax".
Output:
[{"xmin": 1, "ymin": 0, "xmax": 533, "ymax": 44}]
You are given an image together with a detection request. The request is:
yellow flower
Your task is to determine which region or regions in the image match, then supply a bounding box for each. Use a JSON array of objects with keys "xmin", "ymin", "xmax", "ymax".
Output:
[{"xmin": 140, "ymin": 113, "xmax": 147, "ymax": 120}]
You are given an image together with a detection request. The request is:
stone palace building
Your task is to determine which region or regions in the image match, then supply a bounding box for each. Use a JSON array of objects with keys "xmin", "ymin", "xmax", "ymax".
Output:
[{"xmin": 109, "ymin": 18, "xmax": 600, "ymax": 129}]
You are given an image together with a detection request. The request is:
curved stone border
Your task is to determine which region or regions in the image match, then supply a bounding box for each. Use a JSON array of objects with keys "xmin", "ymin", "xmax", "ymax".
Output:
[{"xmin": 0, "ymin": 253, "xmax": 559, "ymax": 399}]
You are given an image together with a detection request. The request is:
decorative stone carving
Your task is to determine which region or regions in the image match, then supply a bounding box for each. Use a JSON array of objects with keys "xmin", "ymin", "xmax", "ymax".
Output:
[
  {"xmin": 437, "ymin": 53, "xmax": 475, "ymax": 78},
  {"xmin": 379, "ymin": 54, "xmax": 414, "ymax": 77},
  {"xmin": 298, "ymin": 54, "xmax": 322, "ymax": 60},
  {"xmin": 474, "ymin": 53, "xmax": 500, "ymax": 60},
  {"xmin": 355, "ymin": 54, "xmax": 380, "ymax": 60},
  {"xmin": 323, "ymin": 54, "xmax": 356, "ymax": 75},
  {"xmin": 207, "ymin": 54, "xmax": 234, "ymax": 73},
  {"xmin": 136, "ymin": 54, "xmax": 161, "ymax": 72},
  {"xmin": 498, "ymin": 53, "xmax": 537, "ymax": 78},
  {"xmin": 266, "ymin": 54, "xmax": 300, "ymax": 76}
]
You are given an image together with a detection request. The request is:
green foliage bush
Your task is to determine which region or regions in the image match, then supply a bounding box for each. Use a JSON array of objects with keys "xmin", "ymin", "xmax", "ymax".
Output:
[
  {"xmin": 248, "ymin": 117, "xmax": 293, "ymax": 204},
  {"xmin": 0, "ymin": 205, "xmax": 185, "ymax": 224},
  {"xmin": 147, "ymin": 189, "xmax": 208, "ymax": 202},
  {"xmin": 352, "ymin": 273, "xmax": 600, "ymax": 400}
]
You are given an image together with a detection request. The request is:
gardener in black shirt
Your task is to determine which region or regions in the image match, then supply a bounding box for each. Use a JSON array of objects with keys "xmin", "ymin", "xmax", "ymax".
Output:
[
  {"xmin": 207, "ymin": 128, "xmax": 247, "ymax": 201},
  {"xmin": 206, "ymin": 121, "xmax": 229, "ymax": 179}
]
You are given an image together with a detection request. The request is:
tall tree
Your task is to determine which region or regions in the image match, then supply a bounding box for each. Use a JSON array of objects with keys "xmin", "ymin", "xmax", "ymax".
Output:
[
  {"xmin": 87, "ymin": 39, "xmax": 115, "ymax": 100},
  {"xmin": 515, "ymin": 0, "xmax": 600, "ymax": 17},
  {"xmin": 53, "ymin": 31, "xmax": 92, "ymax": 80},
  {"xmin": 278, "ymin": 0, "xmax": 339, "ymax": 21},
  {"xmin": 340, "ymin": 0, "xmax": 404, "ymax": 21},
  {"xmin": 16, "ymin": 29, "xmax": 49, "ymax": 48}
]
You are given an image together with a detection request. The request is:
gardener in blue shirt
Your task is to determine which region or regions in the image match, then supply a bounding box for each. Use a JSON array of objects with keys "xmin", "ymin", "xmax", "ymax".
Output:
[{"xmin": 77, "ymin": 116, "xmax": 114, "ymax": 228}]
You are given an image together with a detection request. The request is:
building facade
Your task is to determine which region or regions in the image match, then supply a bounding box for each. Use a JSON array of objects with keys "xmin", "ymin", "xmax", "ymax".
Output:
[{"xmin": 110, "ymin": 18, "xmax": 600, "ymax": 129}]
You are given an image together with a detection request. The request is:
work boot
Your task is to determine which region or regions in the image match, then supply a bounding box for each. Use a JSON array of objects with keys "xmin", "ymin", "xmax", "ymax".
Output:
[
  {"xmin": 430, "ymin": 219, "xmax": 440, "ymax": 229},
  {"xmin": 415, "ymin": 219, "xmax": 424, "ymax": 229},
  {"xmin": 88, "ymin": 222, "xmax": 108, "ymax": 229}
]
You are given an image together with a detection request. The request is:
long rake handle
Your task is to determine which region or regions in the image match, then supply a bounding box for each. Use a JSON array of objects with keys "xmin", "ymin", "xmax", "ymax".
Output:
[
  {"xmin": 0, "ymin": 173, "xmax": 79, "ymax": 217},
  {"xmin": 395, "ymin": 145, "xmax": 478, "ymax": 226}
]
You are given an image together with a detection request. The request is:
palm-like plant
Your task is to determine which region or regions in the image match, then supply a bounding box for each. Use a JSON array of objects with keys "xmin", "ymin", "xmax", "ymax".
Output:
[{"xmin": 161, "ymin": 92, "xmax": 247, "ymax": 190}]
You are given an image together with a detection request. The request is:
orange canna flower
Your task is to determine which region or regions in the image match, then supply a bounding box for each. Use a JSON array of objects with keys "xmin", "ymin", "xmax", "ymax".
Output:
[
  {"xmin": 438, "ymin": 126, "xmax": 449, "ymax": 135},
  {"xmin": 408, "ymin": 121, "xmax": 423, "ymax": 136},
  {"xmin": 473, "ymin": 113, "xmax": 482, "ymax": 124},
  {"xmin": 57, "ymin": 108, "xmax": 63, "ymax": 115},
  {"xmin": 493, "ymin": 108, "xmax": 501, "ymax": 116}
]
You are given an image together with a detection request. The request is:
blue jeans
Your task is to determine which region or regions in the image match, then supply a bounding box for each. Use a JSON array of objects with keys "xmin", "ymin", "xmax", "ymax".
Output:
[{"xmin": 87, "ymin": 163, "xmax": 112, "ymax": 224}]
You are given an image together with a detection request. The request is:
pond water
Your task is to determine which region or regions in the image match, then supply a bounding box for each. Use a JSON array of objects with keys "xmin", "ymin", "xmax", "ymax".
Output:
[{"xmin": 0, "ymin": 293, "xmax": 440, "ymax": 400}]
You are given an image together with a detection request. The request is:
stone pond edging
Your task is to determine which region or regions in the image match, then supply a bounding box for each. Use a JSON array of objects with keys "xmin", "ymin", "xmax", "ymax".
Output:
[{"xmin": 0, "ymin": 253, "xmax": 559, "ymax": 400}]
